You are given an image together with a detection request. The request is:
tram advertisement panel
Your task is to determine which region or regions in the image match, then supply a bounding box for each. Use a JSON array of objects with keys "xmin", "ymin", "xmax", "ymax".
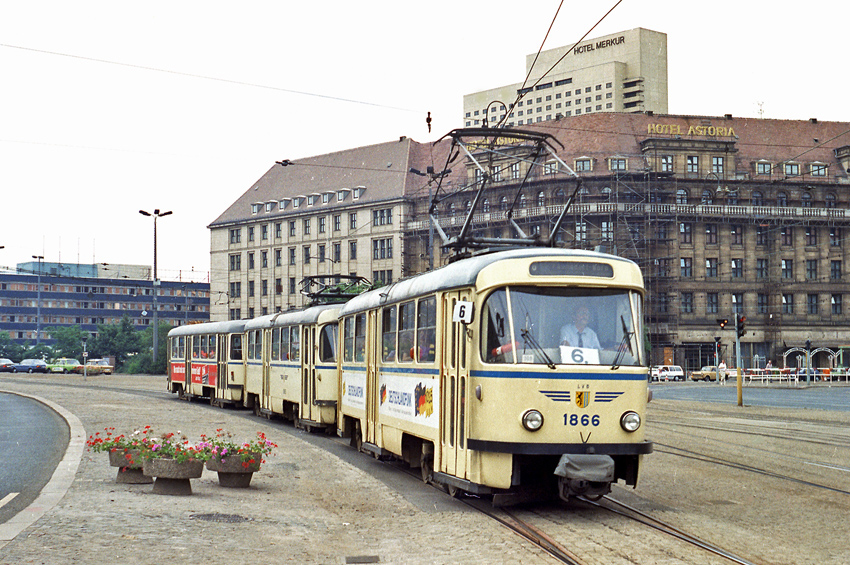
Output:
[
  {"xmin": 378, "ymin": 372, "xmax": 439, "ymax": 428},
  {"xmin": 170, "ymin": 362, "xmax": 185, "ymax": 379},
  {"xmin": 191, "ymin": 363, "xmax": 217, "ymax": 386},
  {"xmin": 341, "ymin": 370, "xmax": 366, "ymax": 411}
]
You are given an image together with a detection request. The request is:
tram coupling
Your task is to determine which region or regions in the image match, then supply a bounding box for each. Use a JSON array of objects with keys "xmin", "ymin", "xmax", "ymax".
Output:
[{"xmin": 554, "ymin": 454, "xmax": 614, "ymax": 501}]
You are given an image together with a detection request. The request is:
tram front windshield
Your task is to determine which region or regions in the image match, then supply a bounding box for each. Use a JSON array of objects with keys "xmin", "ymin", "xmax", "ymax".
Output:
[{"xmin": 481, "ymin": 287, "xmax": 643, "ymax": 367}]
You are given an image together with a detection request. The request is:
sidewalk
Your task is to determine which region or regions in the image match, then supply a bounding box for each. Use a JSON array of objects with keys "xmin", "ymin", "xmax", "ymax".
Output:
[{"xmin": 0, "ymin": 375, "xmax": 553, "ymax": 565}]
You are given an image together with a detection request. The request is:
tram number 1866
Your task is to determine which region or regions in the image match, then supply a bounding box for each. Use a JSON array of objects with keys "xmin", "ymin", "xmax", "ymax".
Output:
[{"xmin": 564, "ymin": 414, "xmax": 601, "ymax": 426}]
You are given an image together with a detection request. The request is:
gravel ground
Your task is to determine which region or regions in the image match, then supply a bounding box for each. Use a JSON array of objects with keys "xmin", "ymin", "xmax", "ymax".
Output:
[{"xmin": 2, "ymin": 375, "xmax": 848, "ymax": 564}]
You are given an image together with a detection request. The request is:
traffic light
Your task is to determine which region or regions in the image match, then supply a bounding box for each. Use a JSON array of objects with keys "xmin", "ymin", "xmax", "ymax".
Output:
[
  {"xmin": 806, "ymin": 339, "xmax": 812, "ymax": 351},
  {"xmin": 714, "ymin": 336, "xmax": 721, "ymax": 354},
  {"xmin": 736, "ymin": 314, "xmax": 747, "ymax": 337},
  {"xmin": 717, "ymin": 318, "xmax": 729, "ymax": 329}
]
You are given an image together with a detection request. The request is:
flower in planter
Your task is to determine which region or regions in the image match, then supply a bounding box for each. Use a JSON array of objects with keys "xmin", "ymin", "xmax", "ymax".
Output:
[
  {"xmin": 140, "ymin": 431, "xmax": 212, "ymax": 463},
  {"xmin": 200, "ymin": 429, "xmax": 278, "ymax": 469},
  {"xmin": 86, "ymin": 426, "xmax": 156, "ymax": 467}
]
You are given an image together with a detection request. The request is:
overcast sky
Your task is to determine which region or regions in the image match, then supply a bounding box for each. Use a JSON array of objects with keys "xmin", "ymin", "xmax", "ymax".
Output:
[{"xmin": 2, "ymin": 1, "xmax": 846, "ymax": 282}]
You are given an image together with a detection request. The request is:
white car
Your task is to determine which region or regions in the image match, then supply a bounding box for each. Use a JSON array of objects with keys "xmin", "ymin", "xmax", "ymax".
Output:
[{"xmin": 651, "ymin": 365, "xmax": 685, "ymax": 382}]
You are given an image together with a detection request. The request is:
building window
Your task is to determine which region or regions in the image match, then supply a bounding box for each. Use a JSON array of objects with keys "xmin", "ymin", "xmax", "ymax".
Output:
[
  {"xmin": 350, "ymin": 212, "xmax": 357, "ymax": 230},
  {"xmin": 784, "ymin": 162, "xmax": 800, "ymax": 176},
  {"xmin": 805, "ymin": 226, "xmax": 817, "ymax": 246},
  {"xmin": 782, "ymin": 293, "xmax": 794, "ymax": 314},
  {"xmin": 826, "ymin": 193, "xmax": 837, "ymax": 208},
  {"xmin": 700, "ymin": 189, "xmax": 713, "ymax": 205},
  {"xmin": 289, "ymin": 247, "xmax": 296, "ymax": 266},
  {"xmin": 229, "ymin": 281, "xmax": 241, "ymax": 298},
  {"xmin": 601, "ymin": 221, "xmax": 613, "ymax": 241},
  {"xmin": 726, "ymin": 225, "xmax": 742, "ymax": 245},
  {"xmin": 334, "ymin": 214, "xmax": 341, "ymax": 231},
  {"xmin": 289, "ymin": 221, "xmax": 296, "ymax": 237},
  {"xmin": 811, "ymin": 163, "xmax": 827, "ymax": 176},
  {"xmin": 676, "ymin": 188, "xmax": 688, "ymax": 204},
  {"xmin": 274, "ymin": 248, "xmax": 282, "ymax": 267},
  {"xmin": 661, "ymin": 155, "xmax": 673, "ymax": 172},
  {"xmin": 318, "ymin": 244, "xmax": 326, "ymax": 263},
  {"xmin": 303, "ymin": 246, "xmax": 311, "ymax": 264},
  {"xmin": 731, "ymin": 259, "xmax": 743, "ymax": 278},
  {"xmin": 229, "ymin": 254, "xmax": 241, "ymax": 271},
  {"xmin": 261, "ymin": 224, "xmax": 268, "ymax": 240},
  {"xmin": 247, "ymin": 252, "xmax": 255, "ymax": 270},
  {"xmin": 319, "ymin": 216, "xmax": 326, "ymax": 234},
  {"xmin": 686, "ymin": 155, "xmax": 699, "ymax": 173},
  {"xmin": 274, "ymin": 222, "xmax": 282, "ymax": 239},
  {"xmin": 758, "ymin": 293, "xmax": 768, "ymax": 314},
  {"xmin": 807, "ymin": 294, "xmax": 818, "ymax": 315},
  {"xmin": 289, "ymin": 278, "xmax": 296, "ymax": 294},
  {"xmin": 831, "ymin": 260, "xmax": 842, "ymax": 280},
  {"xmin": 681, "ymin": 292, "xmax": 694, "ymax": 313},
  {"xmin": 757, "ymin": 258, "xmax": 769, "ymax": 279},
  {"xmin": 261, "ymin": 279, "xmax": 268, "ymax": 296},
  {"xmin": 756, "ymin": 162, "xmax": 771, "ymax": 175},
  {"xmin": 679, "ymin": 222, "xmax": 692, "ymax": 244},
  {"xmin": 248, "ymin": 281, "xmax": 255, "ymax": 298},
  {"xmin": 782, "ymin": 259, "xmax": 794, "ymax": 279},
  {"xmin": 706, "ymin": 258, "xmax": 718, "ymax": 278},
  {"xmin": 349, "ymin": 240, "xmax": 357, "ymax": 260},
  {"xmin": 711, "ymin": 156, "xmax": 724, "ymax": 174},
  {"xmin": 575, "ymin": 158, "xmax": 592, "ymax": 172},
  {"xmin": 261, "ymin": 250, "xmax": 268, "ymax": 268},
  {"xmin": 275, "ymin": 277, "xmax": 282, "ymax": 295},
  {"xmin": 248, "ymin": 226, "xmax": 255, "ymax": 242},
  {"xmin": 832, "ymin": 294, "xmax": 842, "ymax": 315},
  {"xmin": 781, "ymin": 226, "xmax": 793, "ymax": 246},
  {"xmin": 806, "ymin": 259, "xmax": 818, "ymax": 280},
  {"xmin": 372, "ymin": 238, "xmax": 393, "ymax": 260},
  {"xmin": 333, "ymin": 242, "xmax": 341, "ymax": 263},
  {"xmin": 510, "ymin": 162, "xmax": 521, "ymax": 179},
  {"xmin": 752, "ymin": 191, "xmax": 764, "ymax": 206},
  {"xmin": 609, "ymin": 158, "xmax": 626, "ymax": 171},
  {"xmin": 680, "ymin": 257, "xmax": 693, "ymax": 278},
  {"xmin": 706, "ymin": 292, "xmax": 718, "ymax": 314},
  {"xmin": 229, "ymin": 229, "xmax": 241, "ymax": 244},
  {"xmin": 303, "ymin": 219, "xmax": 311, "ymax": 236},
  {"xmin": 732, "ymin": 293, "xmax": 744, "ymax": 314},
  {"xmin": 830, "ymin": 227, "xmax": 842, "ymax": 246},
  {"xmin": 756, "ymin": 225, "xmax": 768, "ymax": 246}
]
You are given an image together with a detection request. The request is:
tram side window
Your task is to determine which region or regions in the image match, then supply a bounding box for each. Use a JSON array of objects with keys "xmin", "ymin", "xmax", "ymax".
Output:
[
  {"xmin": 192, "ymin": 335, "xmax": 201, "ymax": 359},
  {"xmin": 208, "ymin": 335, "xmax": 216, "ymax": 359},
  {"xmin": 247, "ymin": 330, "xmax": 257, "ymax": 360},
  {"xmin": 290, "ymin": 327, "xmax": 300, "ymax": 361},
  {"xmin": 382, "ymin": 306, "xmax": 397, "ymax": 362},
  {"xmin": 482, "ymin": 289, "xmax": 514, "ymax": 363},
  {"xmin": 271, "ymin": 328, "xmax": 280, "ymax": 361},
  {"xmin": 280, "ymin": 327, "xmax": 290, "ymax": 360},
  {"xmin": 398, "ymin": 302, "xmax": 415, "ymax": 362},
  {"xmin": 354, "ymin": 314, "xmax": 366, "ymax": 362},
  {"xmin": 230, "ymin": 334, "xmax": 243, "ymax": 361},
  {"xmin": 416, "ymin": 296, "xmax": 436, "ymax": 363},
  {"xmin": 343, "ymin": 317, "xmax": 354, "ymax": 362},
  {"xmin": 199, "ymin": 335, "xmax": 207, "ymax": 359},
  {"xmin": 319, "ymin": 323, "xmax": 338, "ymax": 362}
]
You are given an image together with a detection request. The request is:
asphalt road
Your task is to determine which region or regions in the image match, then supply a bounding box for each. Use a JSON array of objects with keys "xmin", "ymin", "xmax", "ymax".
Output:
[
  {"xmin": 0, "ymin": 392, "xmax": 69, "ymax": 524},
  {"xmin": 649, "ymin": 381, "xmax": 850, "ymax": 411}
]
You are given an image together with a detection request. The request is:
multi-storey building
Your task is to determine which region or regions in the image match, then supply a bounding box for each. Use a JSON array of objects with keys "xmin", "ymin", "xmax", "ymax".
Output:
[
  {"xmin": 0, "ymin": 261, "xmax": 210, "ymax": 344},
  {"xmin": 463, "ymin": 28, "xmax": 668, "ymax": 127},
  {"xmin": 211, "ymin": 112, "xmax": 850, "ymax": 372}
]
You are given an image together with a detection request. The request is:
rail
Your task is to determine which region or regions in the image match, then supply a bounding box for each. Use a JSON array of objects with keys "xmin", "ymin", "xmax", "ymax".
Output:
[{"xmin": 743, "ymin": 367, "xmax": 850, "ymax": 384}]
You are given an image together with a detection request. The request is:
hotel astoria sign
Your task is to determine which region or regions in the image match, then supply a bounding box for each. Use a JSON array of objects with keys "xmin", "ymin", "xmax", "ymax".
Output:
[{"xmin": 647, "ymin": 123, "xmax": 737, "ymax": 138}]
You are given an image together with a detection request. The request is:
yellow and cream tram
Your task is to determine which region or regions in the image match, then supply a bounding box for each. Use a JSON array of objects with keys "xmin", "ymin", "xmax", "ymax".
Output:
[
  {"xmin": 336, "ymin": 247, "xmax": 652, "ymax": 503},
  {"xmin": 242, "ymin": 305, "xmax": 340, "ymax": 430},
  {"xmin": 167, "ymin": 320, "xmax": 247, "ymax": 405}
]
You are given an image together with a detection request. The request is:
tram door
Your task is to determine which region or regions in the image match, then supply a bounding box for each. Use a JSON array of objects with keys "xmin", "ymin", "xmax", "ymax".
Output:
[
  {"xmin": 301, "ymin": 326, "xmax": 315, "ymax": 423},
  {"xmin": 182, "ymin": 336, "xmax": 191, "ymax": 394},
  {"xmin": 365, "ymin": 310, "xmax": 380, "ymax": 446},
  {"xmin": 441, "ymin": 291, "xmax": 470, "ymax": 479},
  {"xmin": 261, "ymin": 329, "xmax": 271, "ymax": 412},
  {"xmin": 216, "ymin": 334, "xmax": 227, "ymax": 400}
]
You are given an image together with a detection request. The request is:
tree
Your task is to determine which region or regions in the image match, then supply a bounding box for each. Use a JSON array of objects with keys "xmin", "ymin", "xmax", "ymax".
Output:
[
  {"xmin": 89, "ymin": 316, "xmax": 141, "ymax": 371},
  {"xmin": 0, "ymin": 333, "xmax": 27, "ymax": 362},
  {"xmin": 44, "ymin": 326, "xmax": 89, "ymax": 359},
  {"xmin": 125, "ymin": 322, "xmax": 172, "ymax": 374}
]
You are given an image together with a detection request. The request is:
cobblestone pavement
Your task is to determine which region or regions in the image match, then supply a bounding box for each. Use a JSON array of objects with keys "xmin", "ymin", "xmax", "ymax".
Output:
[{"xmin": 0, "ymin": 375, "xmax": 556, "ymax": 565}]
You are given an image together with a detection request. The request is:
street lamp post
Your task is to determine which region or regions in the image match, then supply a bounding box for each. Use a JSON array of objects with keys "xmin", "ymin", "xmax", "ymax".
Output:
[
  {"xmin": 139, "ymin": 209, "xmax": 172, "ymax": 364},
  {"xmin": 32, "ymin": 255, "xmax": 44, "ymax": 345}
]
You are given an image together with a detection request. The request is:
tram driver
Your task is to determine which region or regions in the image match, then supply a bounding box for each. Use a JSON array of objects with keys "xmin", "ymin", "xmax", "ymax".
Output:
[{"xmin": 560, "ymin": 305, "xmax": 601, "ymax": 350}]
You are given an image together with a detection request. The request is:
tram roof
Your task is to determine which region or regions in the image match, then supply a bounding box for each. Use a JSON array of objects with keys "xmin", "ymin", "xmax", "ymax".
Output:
[
  {"xmin": 339, "ymin": 247, "xmax": 637, "ymax": 316},
  {"xmin": 167, "ymin": 319, "xmax": 248, "ymax": 337},
  {"xmin": 243, "ymin": 304, "xmax": 341, "ymax": 330}
]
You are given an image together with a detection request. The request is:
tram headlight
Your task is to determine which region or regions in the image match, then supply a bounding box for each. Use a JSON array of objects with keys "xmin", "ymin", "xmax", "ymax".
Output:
[
  {"xmin": 620, "ymin": 411, "xmax": 641, "ymax": 432},
  {"xmin": 521, "ymin": 409, "xmax": 544, "ymax": 432}
]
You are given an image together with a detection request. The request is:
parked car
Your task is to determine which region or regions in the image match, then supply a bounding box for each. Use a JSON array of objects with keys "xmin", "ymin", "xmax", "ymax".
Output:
[
  {"xmin": 0, "ymin": 358, "xmax": 15, "ymax": 372},
  {"xmin": 48, "ymin": 358, "xmax": 83, "ymax": 374},
  {"xmin": 12, "ymin": 359, "xmax": 49, "ymax": 373},
  {"xmin": 85, "ymin": 358, "xmax": 114, "ymax": 375},
  {"xmin": 650, "ymin": 365, "xmax": 685, "ymax": 381},
  {"xmin": 690, "ymin": 365, "xmax": 724, "ymax": 381}
]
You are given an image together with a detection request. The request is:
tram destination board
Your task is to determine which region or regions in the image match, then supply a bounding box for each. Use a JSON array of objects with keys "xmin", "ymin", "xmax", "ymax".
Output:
[{"xmin": 529, "ymin": 261, "xmax": 614, "ymax": 278}]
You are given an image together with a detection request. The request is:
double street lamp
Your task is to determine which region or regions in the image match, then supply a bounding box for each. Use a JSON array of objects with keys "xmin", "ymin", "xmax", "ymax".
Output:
[{"xmin": 139, "ymin": 209, "xmax": 172, "ymax": 362}]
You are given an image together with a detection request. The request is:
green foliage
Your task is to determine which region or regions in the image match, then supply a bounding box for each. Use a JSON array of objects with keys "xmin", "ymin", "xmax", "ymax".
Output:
[
  {"xmin": 0, "ymin": 333, "xmax": 27, "ymax": 361},
  {"xmin": 123, "ymin": 322, "xmax": 172, "ymax": 374},
  {"xmin": 89, "ymin": 316, "xmax": 141, "ymax": 371},
  {"xmin": 44, "ymin": 325, "xmax": 89, "ymax": 359}
]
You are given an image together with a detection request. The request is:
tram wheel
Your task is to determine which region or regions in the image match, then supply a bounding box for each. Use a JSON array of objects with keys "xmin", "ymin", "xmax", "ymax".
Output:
[
  {"xmin": 446, "ymin": 484, "xmax": 461, "ymax": 498},
  {"xmin": 351, "ymin": 423, "xmax": 363, "ymax": 452}
]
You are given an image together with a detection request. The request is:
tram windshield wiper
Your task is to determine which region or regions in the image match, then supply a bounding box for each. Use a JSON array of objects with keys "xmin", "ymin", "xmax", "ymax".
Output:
[
  {"xmin": 611, "ymin": 315, "xmax": 635, "ymax": 370},
  {"xmin": 520, "ymin": 328, "xmax": 556, "ymax": 369}
]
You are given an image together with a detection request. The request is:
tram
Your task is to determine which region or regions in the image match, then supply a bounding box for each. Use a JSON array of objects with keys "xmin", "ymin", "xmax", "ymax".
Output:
[
  {"xmin": 336, "ymin": 247, "xmax": 652, "ymax": 503},
  {"xmin": 167, "ymin": 320, "xmax": 247, "ymax": 405}
]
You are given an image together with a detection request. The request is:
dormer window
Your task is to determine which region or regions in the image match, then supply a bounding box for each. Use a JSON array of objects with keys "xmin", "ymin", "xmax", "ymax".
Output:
[
  {"xmin": 784, "ymin": 162, "xmax": 800, "ymax": 176},
  {"xmin": 265, "ymin": 202, "xmax": 274, "ymax": 212},
  {"xmin": 353, "ymin": 186, "xmax": 366, "ymax": 199},
  {"xmin": 574, "ymin": 158, "xmax": 592, "ymax": 172},
  {"xmin": 811, "ymin": 163, "xmax": 828, "ymax": 177},
  {"xmin": 251, "ymin": 203, "xmax": 262, "ymax": 214},
  {"xmin": 279, "ymin": 198, "xmax": 291, "ymax": 210},
  {"xmin": 338, "ymin": 189, "xmax": 350, "ymax": 202}
]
